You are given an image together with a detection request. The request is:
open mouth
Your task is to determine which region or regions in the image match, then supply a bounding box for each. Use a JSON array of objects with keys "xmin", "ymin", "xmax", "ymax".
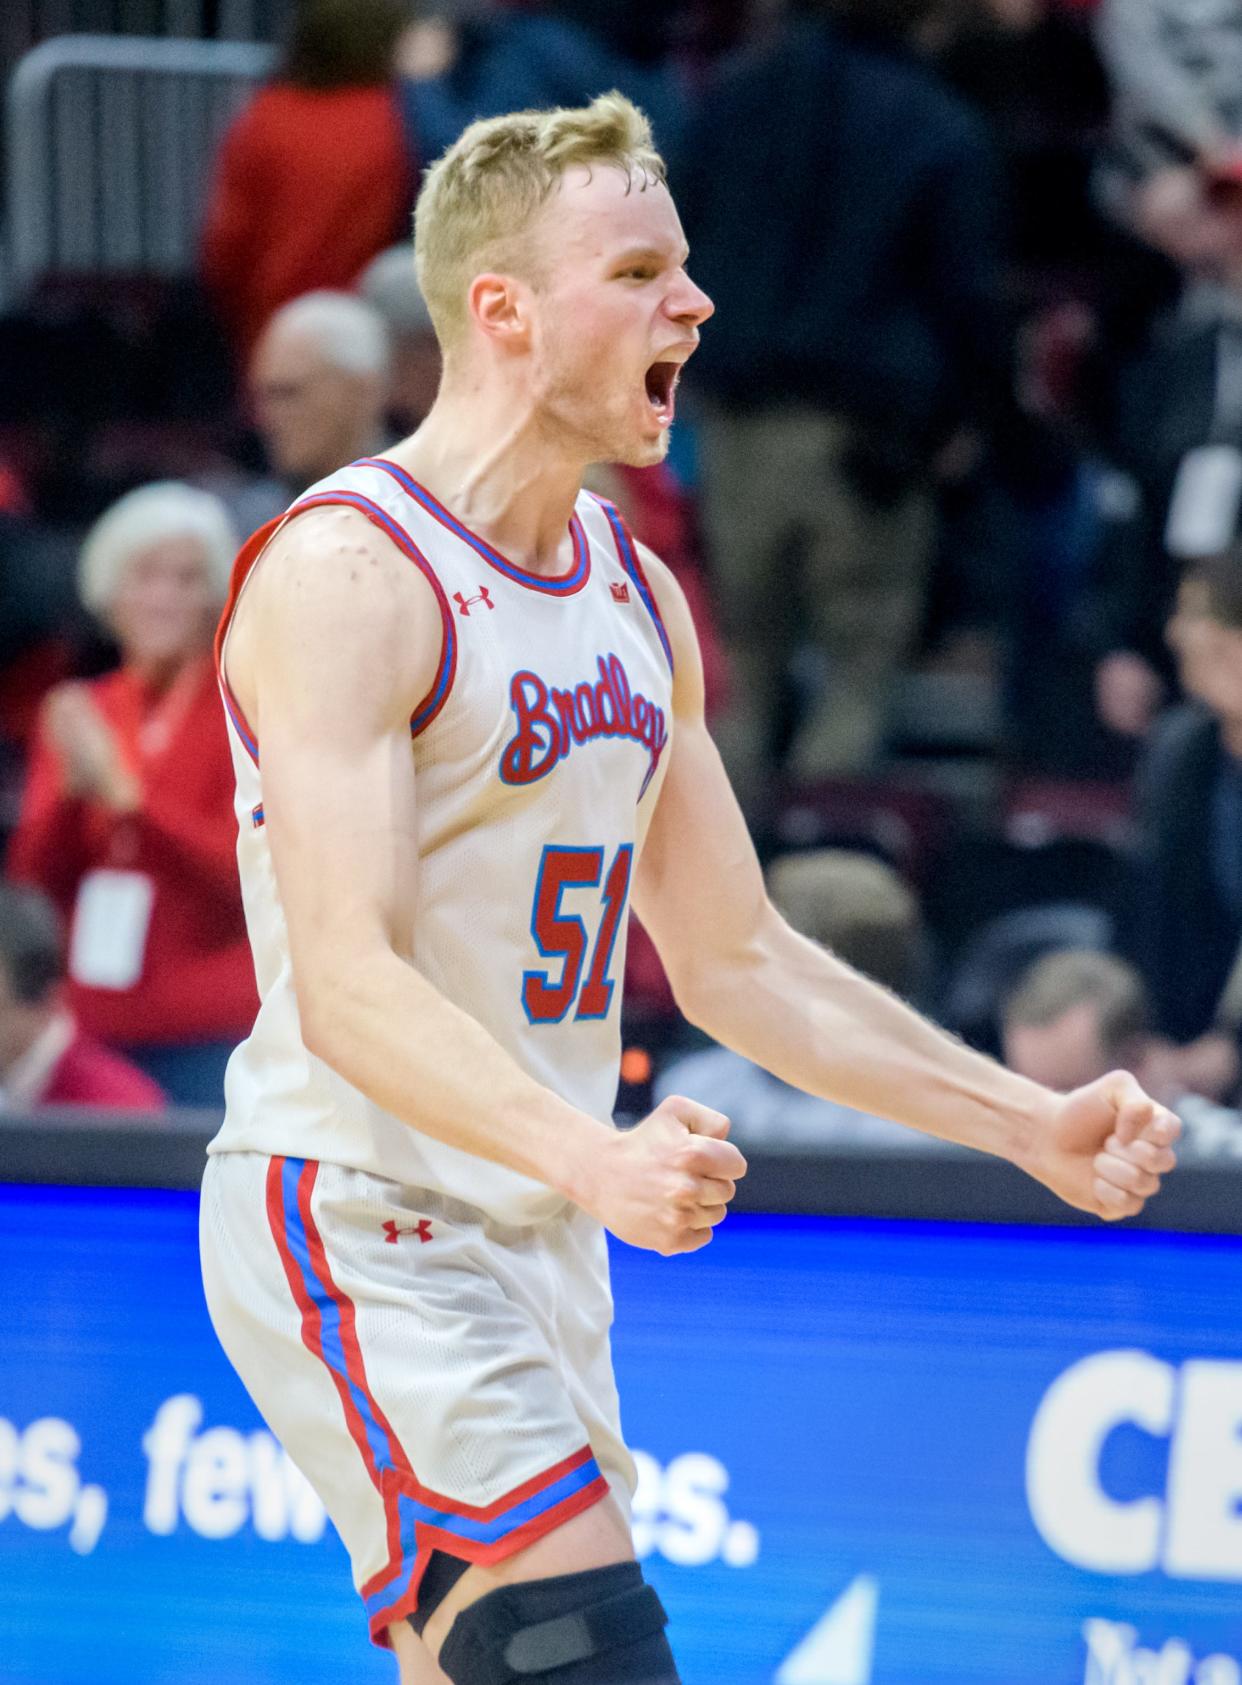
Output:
[{"xmin": 644, "ymin": 361, "xmax": 680, "ymax": 428}]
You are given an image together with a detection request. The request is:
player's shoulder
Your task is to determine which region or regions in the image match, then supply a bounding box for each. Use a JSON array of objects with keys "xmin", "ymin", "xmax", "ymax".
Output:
[
  {"xmin": 573, "ymin": 484, "xmax": 686, "ymax": 623},
  {"xmin": 629, "ymin": 537, "xmax": 678, "ymax": 595},
  {"xmin": 230, "ymin": 497, "xmax": 444, "ymax": 719},
  {"xmin": 630, "ymin": 539, "xmax": 695, "ymax": 656},
  {"xmin": 609, "ymin": 535, "xmax": 705, "ymax": 717},
  {"xmin": 254, "ymin": 499, "xmax": 433, "ymax": 621}
]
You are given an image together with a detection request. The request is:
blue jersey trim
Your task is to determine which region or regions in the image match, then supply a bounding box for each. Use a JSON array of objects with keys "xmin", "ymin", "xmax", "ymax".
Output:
[
  {"xmin": 356, "ymin": 458, "xmax": 591, "ymax": 596},
  {"xmin": 596, "ymin": 499, "xmax": 674, "ymax": 674}
]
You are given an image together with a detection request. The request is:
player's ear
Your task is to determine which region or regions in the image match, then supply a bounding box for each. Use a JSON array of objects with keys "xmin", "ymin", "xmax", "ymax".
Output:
[{"xmin": 468, "ymin": 273, "xmax": 531, "ymax": 349}]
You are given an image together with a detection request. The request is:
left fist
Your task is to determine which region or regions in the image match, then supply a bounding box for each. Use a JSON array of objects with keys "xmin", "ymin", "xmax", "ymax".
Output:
[{"xmin": 1029, "ymin": 1070, "xmax": 1181, "ymax": 1221}]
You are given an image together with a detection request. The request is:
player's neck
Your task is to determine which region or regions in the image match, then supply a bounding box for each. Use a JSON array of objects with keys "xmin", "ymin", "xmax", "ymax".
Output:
[{"xmin": 388, "ymin": 388, "xmax": 585, "ymax": 577}]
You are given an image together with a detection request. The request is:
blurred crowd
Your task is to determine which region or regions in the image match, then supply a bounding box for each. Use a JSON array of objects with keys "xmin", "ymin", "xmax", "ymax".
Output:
[{"xmin": 4, "ymin": 0, "xmax": 1242, "ymax": 1159}]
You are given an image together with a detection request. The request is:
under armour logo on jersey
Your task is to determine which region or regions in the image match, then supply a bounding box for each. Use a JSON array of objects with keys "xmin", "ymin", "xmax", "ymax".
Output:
[
  {"xmin": 610, "ymin": 581, "xmax": 631, "ymax": 603},
  {"xmin": 453, "ymin": 587, "xmax": 495, "ymax": 616},
  {"xmin": 382, "ymin": 1218, "xmax": 433, "ymax": 1244}
]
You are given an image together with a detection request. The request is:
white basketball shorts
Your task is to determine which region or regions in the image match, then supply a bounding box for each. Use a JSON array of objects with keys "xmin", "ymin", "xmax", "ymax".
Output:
[{"xmin": 199, "ymin": 1152, "xmax": 632, "ymax": 1646}]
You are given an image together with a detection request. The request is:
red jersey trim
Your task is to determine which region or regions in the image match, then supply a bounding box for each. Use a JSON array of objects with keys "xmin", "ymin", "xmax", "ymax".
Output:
[
  {"xmin": 214, "ymin": 516, "xmax": 284, "ymax": 767},
  {"xmin": 213, "ymin": 495, "xmax": 458, "ymax": 766},
  {"xmin": 292, "ymin": 492, "xmax": 456, "ymax": 738}
]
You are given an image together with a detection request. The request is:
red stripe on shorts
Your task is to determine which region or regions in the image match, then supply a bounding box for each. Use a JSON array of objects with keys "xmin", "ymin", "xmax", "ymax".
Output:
[
  {"xmin": 296, "ymin": 1162, "xmax": 414, "ymax": 1479},
  {"xmin": 265, "ymin": 1155, "xmax": 382, "ymax": 1492}
]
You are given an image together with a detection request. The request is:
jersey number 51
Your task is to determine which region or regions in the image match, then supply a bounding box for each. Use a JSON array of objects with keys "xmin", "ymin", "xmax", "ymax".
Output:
[{"xmin": 522, "ymin": 844, "xmax": 634, "ymax": 1024}]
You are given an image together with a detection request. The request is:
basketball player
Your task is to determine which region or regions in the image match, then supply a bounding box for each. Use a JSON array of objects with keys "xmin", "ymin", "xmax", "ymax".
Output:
[{"xmin": 200, "ymin": 95, "xmax": 1180, "ymax": 1685}]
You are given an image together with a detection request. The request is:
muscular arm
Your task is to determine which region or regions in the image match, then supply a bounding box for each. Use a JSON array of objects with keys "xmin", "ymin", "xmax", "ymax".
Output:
[
  {"xmin": 225, "ymin": 507, "xmax": 742, "ymax": 1251},
  {"xmin": 634, "ymin": 546, "xmax": 1179, "ymax": 1219}
]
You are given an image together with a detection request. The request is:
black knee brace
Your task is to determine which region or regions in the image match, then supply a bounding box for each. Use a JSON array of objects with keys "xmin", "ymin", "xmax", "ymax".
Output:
[
  {"xmin": 437, "ymin": 1561, "xmax": 680, "ymax": 1684},
  {"xmin": 407, "ymin": 1550, "xmax": 472, "ymax": 1636}
]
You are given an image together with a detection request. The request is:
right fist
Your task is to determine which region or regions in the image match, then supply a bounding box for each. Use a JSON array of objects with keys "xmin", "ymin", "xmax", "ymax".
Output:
[{"xmin": 587, "ymin": 1095, "xmax": 747, "ymax": 1256}]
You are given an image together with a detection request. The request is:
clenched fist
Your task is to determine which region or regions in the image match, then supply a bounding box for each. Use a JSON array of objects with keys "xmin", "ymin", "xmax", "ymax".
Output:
[
  {"xmin": 1025, "ymin": 1070, "xmax": 1181, "ymax": 1221},
  {"xmin": 585, "ymin": 1095, "xmax": 747, "ymax": 1255}
]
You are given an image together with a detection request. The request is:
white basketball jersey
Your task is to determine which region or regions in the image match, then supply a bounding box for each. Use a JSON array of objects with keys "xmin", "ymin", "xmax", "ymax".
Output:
[{"xmin": 207, "ymin": 459, "xmax": 675, "ymax": 1226}]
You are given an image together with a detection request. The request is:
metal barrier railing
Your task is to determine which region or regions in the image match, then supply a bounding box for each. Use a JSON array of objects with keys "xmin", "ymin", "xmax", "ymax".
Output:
[
  {"xmin": 2, "ymin": 1, "xmax": 290, "ymax": 66},
  {"xmin": 5, "ymin": 32, "xmax": 275, "ymax": 295}
]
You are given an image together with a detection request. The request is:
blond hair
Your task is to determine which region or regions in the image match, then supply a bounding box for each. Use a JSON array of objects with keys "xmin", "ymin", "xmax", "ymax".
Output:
[
  {"xmin": 414, "ymin": 91, "xmax": 666, "ymax": 350},
  {"xmin": 1004, "ymin": 950, "xmax": 1149, "ymax": 1054},
  {"xmin": 766, "ymin": 849, "xmax": 924, "ymax": 998}
]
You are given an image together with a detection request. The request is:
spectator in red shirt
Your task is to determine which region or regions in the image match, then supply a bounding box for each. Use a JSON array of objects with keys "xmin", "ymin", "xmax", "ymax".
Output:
[
  {"xmin": 7, "ymin": 483, "xmax": 256, "ymax": 1105},
  {"xmin": 0, "ymin": 883, "xmax": 164, "ymax": 1112},
  {"xmin": 200, "ymin": 0, "xmax": 416, "ymax": 366}
]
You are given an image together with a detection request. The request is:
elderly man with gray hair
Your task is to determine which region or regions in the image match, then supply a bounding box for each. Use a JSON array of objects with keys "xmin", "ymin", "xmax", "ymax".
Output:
[
  {"xmin": 249, "ymin": 289, "xmax": 395, "ymax": 498},
  {"xmin": 6, "ymin": 482, "xmax": 256, "ymax": 1104}
]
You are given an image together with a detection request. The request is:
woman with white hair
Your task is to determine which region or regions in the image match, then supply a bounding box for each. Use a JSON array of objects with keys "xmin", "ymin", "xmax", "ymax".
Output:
[{"xmin": 7, "ymin": 483, "xmax": 256, "ymax": 1105}]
